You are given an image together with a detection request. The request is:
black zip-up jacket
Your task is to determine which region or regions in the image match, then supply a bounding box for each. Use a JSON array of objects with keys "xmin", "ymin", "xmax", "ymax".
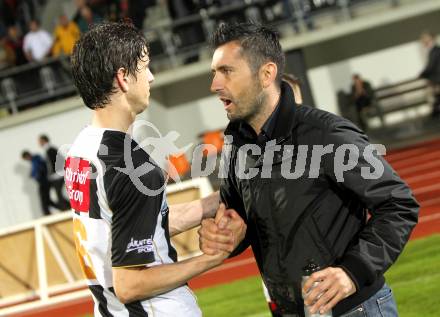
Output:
[
  {"xmin": 420, "ymin": 45, "xmax": 440, "ymax": 84},
  {"xmin": 220, "ymin": 82, "xmax": 419, "ymax": 316}
]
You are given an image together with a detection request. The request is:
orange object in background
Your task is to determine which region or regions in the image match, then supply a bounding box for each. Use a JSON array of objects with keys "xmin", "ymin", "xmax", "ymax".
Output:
[
  {"xmin": 201, "ymin": 129, "xmax": 224, "ymax": 156},
  {"xmin": 168, "ymin": 153, "xmax": 191, "ymax": 179}
]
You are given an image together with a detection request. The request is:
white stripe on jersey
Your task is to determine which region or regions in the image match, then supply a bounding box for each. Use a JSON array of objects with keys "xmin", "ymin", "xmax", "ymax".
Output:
[
  {"xmin": 147, "ymin": 197, "xmax": 174, "ymax": 266},
  {"xmin": 102, "ymin": 288, "xmax": 129, "ymax": 317}
]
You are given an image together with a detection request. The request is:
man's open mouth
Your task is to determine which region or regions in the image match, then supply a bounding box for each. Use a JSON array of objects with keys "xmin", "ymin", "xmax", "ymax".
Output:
[{"xmin": 220, "ymin": 97, "xmax": 232, "ymax": 107}]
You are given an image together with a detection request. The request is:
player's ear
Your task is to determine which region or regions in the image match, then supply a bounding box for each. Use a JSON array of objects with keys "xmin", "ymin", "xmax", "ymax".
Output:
[{"xmin": 115, "ymin": 68, "xmax": 129, "ymax": 92}]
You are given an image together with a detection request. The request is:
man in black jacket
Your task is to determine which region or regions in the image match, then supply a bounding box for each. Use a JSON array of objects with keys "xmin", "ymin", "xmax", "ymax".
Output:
[
  {"xmin": 419, "ymin": 31, "xmax": 440, "ymax": 117},
  {"xmin": 199, "ymin": 22, "xmax": 419, "ymax": 317},
  {"xmin": 38, "ymin": 134, "xmax": 70, "ymax": 210},
  {"xmin": 350, "ymin": 74, "xmax": 375, "ymax": 130}
]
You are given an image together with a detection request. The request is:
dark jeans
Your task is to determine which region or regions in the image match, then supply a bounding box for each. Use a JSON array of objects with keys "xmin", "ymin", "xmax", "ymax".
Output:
[
  {"xmin": 340, "ymin": 284, "xmax": 398, "ymax": 317},
  {"xmin": 270, "ymin": 284, "xmax": 398, "ymax": 317}
]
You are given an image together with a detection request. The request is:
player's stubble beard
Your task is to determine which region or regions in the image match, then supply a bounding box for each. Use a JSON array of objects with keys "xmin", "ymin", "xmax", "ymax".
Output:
[{"xmin": 227, "ymin": 78, "xmax": 267, "ymax": 127}]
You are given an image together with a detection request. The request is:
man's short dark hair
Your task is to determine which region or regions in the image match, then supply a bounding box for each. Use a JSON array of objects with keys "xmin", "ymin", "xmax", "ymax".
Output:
[
  {"xmin": 21, "ymin": 150, "xmax": 31, "ymax": 159},
  {"xmin": 71, "ymin": 22, "xmax": 149, "ymax": 110},
  {"xmin": 211, "ymin": 22, "xmax": 285, "ymax": 86},
  {"xmin": 421, "ymin": 30, "xmax": 435, "ymax": 38},
  {"xmin": 39, "ymin": 134, "xmax": 49, "ymax": 142}
]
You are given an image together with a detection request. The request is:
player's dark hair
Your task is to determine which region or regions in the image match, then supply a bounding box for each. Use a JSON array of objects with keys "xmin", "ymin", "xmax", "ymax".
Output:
[
  {"xmin": 211, "ymin": 22, "xmax": 285, "ymax": 85},
  {"xmin": 21, "ymin": 150, "xmax": 31, "ymax": 159},
  {"xmin": 71, "ymin": 22, "xmax": 149, "ymax": 109},
  {"xmin": 420, "ymin": 30, "xmax": 435, "ymax": 38}
]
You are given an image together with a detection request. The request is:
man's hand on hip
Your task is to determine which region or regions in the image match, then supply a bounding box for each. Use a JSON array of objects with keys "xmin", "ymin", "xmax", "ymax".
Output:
[{"xmin": 302, "ymin": 267, "xmax": 356, "ymax": 314}]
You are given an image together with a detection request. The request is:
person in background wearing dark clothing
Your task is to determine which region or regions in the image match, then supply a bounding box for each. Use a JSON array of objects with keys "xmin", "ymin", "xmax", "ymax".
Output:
[
  {"xmin": 4, "ymin": 25, "xmax": 27, "ymax": 65},
  {"xmin": 419, "ymin": 31, "xmax": 440, "ymax": 118},
  {"xmin": 21, "ymin": 150, "xmax": 54, "ymax": 216},
  {"xmin": 128, "ymin": 0, "xmax": 156, "ymax": 30},
  {"xmin": 38, "ymin": 135, "xmax": 70, "ymax": 210},
  {"xmin": 74, "ymin": 4, "xmax": 103, "ymax": 33},
  {"xmin": 212, "ymin": 0, "xmax": 247, "ymax": 25},
  {"xmin": 167, "ymin": 0, "xmax": 205, "ymax": 64},
  {"xmin": 199, "ymin": 22, "xmax": 419, "ymax": 317},
  {"xmin": 0, "ymin": 0, "xmax": 19, "ymax": 28},
  {"xmin": 0, "ymin": 36, "xmax": 15, "ymax": 69},
  {"xmin": 351, "ymin": 74, "xmax": 374, "ymax": 130},
  {"xmin": 282, "ymin": 73, "xmax": 303, "ymax": 105},
  {"xmin": 281, "ymin": 0, "xmax": 314, "ymax": 33}
]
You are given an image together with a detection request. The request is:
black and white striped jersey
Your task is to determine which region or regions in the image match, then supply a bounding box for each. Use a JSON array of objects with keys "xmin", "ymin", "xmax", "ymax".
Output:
[{"xmin": 65, "ymin": 126, "xmax": 201, "ymax": 317}]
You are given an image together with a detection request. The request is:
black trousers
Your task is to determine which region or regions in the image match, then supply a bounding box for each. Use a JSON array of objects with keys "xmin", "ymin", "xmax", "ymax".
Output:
[
  {"xmin": 38, "ymin": 182, "xmax": 53, "ymax": 216},
  {"xmin": 49, "ymin": 178, "xmax": 70, "ymax": 210},
  {"xmin": 39, "ymin": 179, "xmax": 69, "ymax": 216},
  {"xmin": 355, "ymin": 96, "xmax": 372, "ymax": 130}
]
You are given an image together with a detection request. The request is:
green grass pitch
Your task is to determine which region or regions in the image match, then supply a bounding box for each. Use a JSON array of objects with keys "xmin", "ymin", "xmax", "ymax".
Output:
[{"xmin": 195, "ymin": 234, "xmax": 440, "ymax": 317}]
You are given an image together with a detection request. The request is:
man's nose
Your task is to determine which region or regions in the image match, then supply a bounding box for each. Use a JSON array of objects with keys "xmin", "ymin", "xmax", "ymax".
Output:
[
  {"xmin": 147, "ymin": 68, "xmax": 154, "ymax": 83},
  {"xmin": 210, "ymin": 74, "xmax": 223, "ymax": 93}
]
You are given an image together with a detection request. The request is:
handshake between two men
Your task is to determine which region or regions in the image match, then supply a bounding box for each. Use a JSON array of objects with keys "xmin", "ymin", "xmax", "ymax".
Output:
[{"xmin": 198, "ymin": 203, "xmax": 247, "ymax": 258}]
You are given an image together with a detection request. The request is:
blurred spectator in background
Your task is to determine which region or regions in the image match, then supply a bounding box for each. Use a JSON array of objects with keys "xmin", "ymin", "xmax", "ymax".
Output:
[
  {"xmin": 128, "ymin": 0, "xmax": 156, "ymax": 30},
  {"xmin": 21, "ymin": 150, "xmax": 54, "ymax": 216},
  {"xmin": 281, "ymin": 0, "xmax": 314, "ymax": 33},
  {"xmin": 167, "ymin": 0, "xmax": 205, "ymax": 64},
  {"xmin": 86, "ymin": 0, "xmax": 112, "ymax": 17},
  {"xmin": 4, "ymin": 25, "xmax": 27, "ymax": 66},
  {"xmin": 351, "ymin": 73, "xmax": 374, "ymax": 130},
  {"xmin": 52, "ymin": 14, "xmax": 80, "ymax": 57},
  {"xmin": 282, "ymin": 73, "xmax": 303, "ymax": 104},
  {"xmin": 23, "ymin": 19, "xmax": 53, "ymax": 62},
  {"xmin": 419, "ymin": 31, "xmax": 440, "ymax": 118},
  {"xmin": 212, "ymin": 0, "xmax": 247, "ymax": 25},
  {"xmin": 0, "ymin": 36, "xmax": 15, "ymax": 69},
  {"xmin": 0, "ymin": 0, "xmax": 19, "ymax": 28},
  {"xmin": 75, "ymin": 4, "xmax": 103, "ymax": 33},
  {"xmin": 38, "ymin": 134, "xmax": 70, "ymax": 211}
]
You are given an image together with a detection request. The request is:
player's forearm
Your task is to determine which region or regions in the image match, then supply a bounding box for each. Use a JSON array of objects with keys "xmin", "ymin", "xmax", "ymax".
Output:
[
  {"xmin": 168, "ymin": 191, "xmax": 219, "ymax": 236},
  {"xmin": 113, "ymin": 253, "xmax": 223, "ymax": 303}
]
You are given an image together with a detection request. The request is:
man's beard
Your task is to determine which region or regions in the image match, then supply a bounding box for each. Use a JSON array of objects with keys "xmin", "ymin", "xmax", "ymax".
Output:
[{"xmin": 228, "ymin": 82, "xmax": 266, "ymax": 124}]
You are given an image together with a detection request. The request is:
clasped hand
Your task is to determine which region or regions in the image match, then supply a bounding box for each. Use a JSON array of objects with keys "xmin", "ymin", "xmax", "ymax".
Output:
[{"xmin": 198, "ymin": 203, "xmax": 246, "ymax": 257}]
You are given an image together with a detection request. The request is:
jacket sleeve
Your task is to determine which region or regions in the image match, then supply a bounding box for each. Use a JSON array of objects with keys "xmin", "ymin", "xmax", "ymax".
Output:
[
  {"xmin": 322, "ymin": 120, "xmax": 419, "ymax": 289},
  {"xmin": 220, "ymin": 148, "xmax": 251, "ymax": 257},
  {"xmin": 47, "ymin": 147, "xmax": 59, "ymax": 173},
  {"xmin": 420, "ymin": 47, "xmax": 440, "ymax": 81}
]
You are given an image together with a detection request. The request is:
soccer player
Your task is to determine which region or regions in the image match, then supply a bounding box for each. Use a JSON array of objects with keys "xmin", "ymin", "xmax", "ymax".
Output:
[{"xmin": 67, "ymin": 22, "xmax": 246, "ymax": 316}]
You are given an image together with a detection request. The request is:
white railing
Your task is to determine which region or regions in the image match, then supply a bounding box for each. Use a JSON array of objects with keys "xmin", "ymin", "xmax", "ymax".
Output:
[{"xmin": 0, "ymin": 177, "xmax": 213, "ymax": 316}]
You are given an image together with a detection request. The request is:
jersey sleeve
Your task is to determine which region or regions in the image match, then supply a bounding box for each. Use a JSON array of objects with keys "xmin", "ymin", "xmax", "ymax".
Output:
[{"xmin": 107, "ymin": 165, "xmax": 165, "ymax": 268}]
